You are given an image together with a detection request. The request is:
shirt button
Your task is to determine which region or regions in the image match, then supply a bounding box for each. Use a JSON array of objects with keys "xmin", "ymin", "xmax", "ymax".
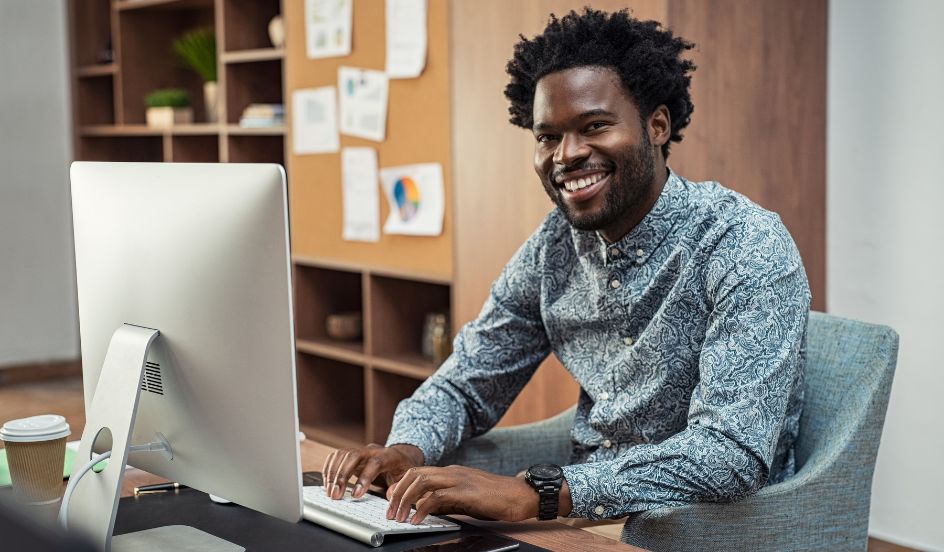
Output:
[
  {"xmin": 594, "ymin": 505, "xmax": 605, "ymax": 516},
  {"xmin": 599, "ymin": 392, "xmax": 610, "ymax": 401},
  {"xmin": 623, "ymin": 336, "xmax": 634, "ymax": 346},
  {"xmin": 609, "ymin": 247, "xmax": 620, "ymax": 257},
  {"xmin": 635, "ymin": 248, "xmax": 644, "ymax": 257},
  {"xmin": 603, "ymin": 439, "xmax": 612, "ymax": 448},
  {"xmin": 609, "ymin": 279, "xmax": 621, "ymax": 289}
]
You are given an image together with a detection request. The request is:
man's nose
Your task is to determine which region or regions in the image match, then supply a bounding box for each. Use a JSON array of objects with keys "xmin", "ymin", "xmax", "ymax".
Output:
[{"xmin": 553, "ymin": 133, "xmax": 590, "ymax": 167}]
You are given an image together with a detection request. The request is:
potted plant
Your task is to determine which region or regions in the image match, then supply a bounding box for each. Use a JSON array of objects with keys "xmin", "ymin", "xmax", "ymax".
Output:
[
  {"xmin": 145, "ymin": 88, "xmax": 192, "ymax": 127},
  {"xmin": 172, "ymin": 28, "xmax": 218, "ymax": 123}
]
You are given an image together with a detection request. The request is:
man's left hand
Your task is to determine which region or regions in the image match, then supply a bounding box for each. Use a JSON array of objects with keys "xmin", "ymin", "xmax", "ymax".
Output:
[{"xmin": 385, "ymin": 465, "xmax": 537, "ymax": 524}]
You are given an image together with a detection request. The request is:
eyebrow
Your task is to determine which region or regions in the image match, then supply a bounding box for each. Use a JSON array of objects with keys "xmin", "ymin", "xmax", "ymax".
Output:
[{"xmin": 532, "ymin": 108, "xmax": 619, "ymax": 131}]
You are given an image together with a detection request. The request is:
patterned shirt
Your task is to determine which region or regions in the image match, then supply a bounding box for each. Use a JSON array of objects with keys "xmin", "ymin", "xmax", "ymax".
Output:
[{"xmin": 386, "ymin": 170, "xmax": 810, "ymax": 519}]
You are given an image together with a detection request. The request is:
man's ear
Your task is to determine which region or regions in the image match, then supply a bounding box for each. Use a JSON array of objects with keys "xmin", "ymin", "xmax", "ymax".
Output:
[{"xmin": 648, "ymin": 105, "xmax": 671, "ymax": 147}]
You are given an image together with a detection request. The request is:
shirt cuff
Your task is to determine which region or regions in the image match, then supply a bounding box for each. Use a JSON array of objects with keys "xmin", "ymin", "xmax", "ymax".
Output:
[
  {"xmin": 562, "ymin": 462, "xmax": 620, "ymax": 520},
  {"xmin": 385, "ymin": 427, "xmax": 441, "ymax": 466}
]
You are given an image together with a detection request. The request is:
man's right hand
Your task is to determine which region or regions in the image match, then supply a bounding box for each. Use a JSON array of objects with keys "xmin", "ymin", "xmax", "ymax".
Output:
[{"xmin": 321, "ymin": 443, "xmax": 424, "ymax": 499}]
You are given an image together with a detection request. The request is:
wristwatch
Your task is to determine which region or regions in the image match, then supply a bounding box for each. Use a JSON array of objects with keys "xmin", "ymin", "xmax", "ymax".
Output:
[{"xmin": 525, "ymin": 463, "xmax": 564, "ymax": 520}]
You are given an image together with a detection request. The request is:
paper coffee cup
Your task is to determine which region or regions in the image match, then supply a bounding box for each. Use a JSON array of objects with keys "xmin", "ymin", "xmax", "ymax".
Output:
[{"xmin": 1, "ymin": 415, "xmax": 70, "ymax": 506}]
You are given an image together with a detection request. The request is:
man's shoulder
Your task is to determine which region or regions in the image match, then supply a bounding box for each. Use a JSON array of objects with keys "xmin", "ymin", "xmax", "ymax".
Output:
[{"xmin": 677, "ymin": 176, "xmax": 791, "ymax": 245}]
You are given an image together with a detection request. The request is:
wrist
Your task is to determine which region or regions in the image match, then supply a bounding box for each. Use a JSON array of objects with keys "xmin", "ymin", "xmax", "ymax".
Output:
[
  {"xmin": 389, "ymin": 443, "xmax": 424, "ymax": 467},
  {"xmin": 515, "ymin": 475, "xmax": 541, "ymax": 520}
]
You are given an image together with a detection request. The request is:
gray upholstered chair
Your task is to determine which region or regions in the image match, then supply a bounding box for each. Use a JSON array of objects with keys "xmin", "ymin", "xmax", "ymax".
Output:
[{"xmin": 440, "ymin": 312, "xmax": 899, "ymax": 551}]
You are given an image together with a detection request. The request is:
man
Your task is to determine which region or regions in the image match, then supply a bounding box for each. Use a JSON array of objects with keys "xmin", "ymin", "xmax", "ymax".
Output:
[{"xmin": 323, "ymin": 8, "xmax": 810, "ymax": 529}]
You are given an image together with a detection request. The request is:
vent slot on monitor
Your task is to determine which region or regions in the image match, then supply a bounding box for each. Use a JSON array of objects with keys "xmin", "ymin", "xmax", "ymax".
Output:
[{"xmin": 140, "ymin": 361, "xmax": 164, "ymax": 395}]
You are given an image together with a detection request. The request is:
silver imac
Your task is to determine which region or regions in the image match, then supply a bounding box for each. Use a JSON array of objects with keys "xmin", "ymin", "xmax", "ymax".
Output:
[{"xmin": 68, "ymin": 162, "xmax": 302, "ymax": 551}]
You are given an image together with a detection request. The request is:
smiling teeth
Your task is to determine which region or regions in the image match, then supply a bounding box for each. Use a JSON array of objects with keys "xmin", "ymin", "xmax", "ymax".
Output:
[{"xmin": 563, "ymin": 173, "xmax": 605, "ymax": 192}]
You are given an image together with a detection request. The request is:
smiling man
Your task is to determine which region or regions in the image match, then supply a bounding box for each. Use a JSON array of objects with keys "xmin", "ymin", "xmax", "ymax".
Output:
[{"xmin": 323, "ymin": 8, "xmax": 811, "ymax": 535}]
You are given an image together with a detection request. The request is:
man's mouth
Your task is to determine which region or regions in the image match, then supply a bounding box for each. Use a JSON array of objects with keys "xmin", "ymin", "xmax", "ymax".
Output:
[{"xmin": 553, "ymin": 170, "xmax": 611, "ymax": 203}]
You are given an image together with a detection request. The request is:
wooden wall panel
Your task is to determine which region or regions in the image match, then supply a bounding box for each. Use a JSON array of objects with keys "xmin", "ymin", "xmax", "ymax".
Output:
[
  {"xmin": 284, "ymin": 0, "xmax": 454, "ymax": 279},
  {"xmin": 450, "ymin": 0, "xmax": 826, "ymax": 426},
  {"xmin": 667, "ymin": 0, "xmax": 827, "ymax": 310},
  {"xmin": 450, "ymin": 1, "xmax": 668, "ymax": 426}
]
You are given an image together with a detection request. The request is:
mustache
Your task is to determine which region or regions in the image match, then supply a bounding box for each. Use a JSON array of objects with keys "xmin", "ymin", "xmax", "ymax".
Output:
[{"xmin": 550, "ymin": 162, "xmax": 615, "ymax": 184}]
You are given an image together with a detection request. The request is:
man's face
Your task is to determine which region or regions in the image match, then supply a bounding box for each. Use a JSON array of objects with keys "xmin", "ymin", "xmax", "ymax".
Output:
[{"xmin": 532, "ymin": 66, "xmax": 657, "ymax": 239}]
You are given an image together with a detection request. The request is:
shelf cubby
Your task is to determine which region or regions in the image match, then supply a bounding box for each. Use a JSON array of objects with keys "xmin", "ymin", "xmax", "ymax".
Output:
[
  {"xmin": 169, "ymin": 135, "xmax": 220, "ymax": 162},
  {"xmin": 294, "ymin": 264, "xmax": 364, "ymax": 354},
  {"xmin": 368, "ymin": 275, "xmax": 451, "ymax": 368},
  {"xmin": 221, "ymin": 0, "xmax": 282, "ymax": 52},
  {"xmin": 76, "ymin": 136, "xmax": 163, "ymax": 162},
  {"xmin": 227, "ymin": 135, "xmax": 284, "ymax": 164},
  {"xmin": 296, "ymin": 356, "xmax": 366, "ymax": 449},
  {"xmin": 75, "ymin": 77, "xmax": 116, "ymax": 126},
  {"xmin": 117, "ymin": 5, "xmax": 215, "ymax": 125},
  {"xmin": 366, "ymin": 369, "xmax": 424, "ymax": 444},
  {"xmin": 70, "ymin": 0, "xmax": 111, "ymax": 67},
  {"xmin": 224, "ymin": 60, "xmax": 283, "ymax": 125}
]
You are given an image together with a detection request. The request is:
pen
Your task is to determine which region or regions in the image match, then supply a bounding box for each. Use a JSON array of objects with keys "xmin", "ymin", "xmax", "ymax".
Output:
[{"xmin": 133, "ymin": 482, "xmax": 186, "ymax": 495}]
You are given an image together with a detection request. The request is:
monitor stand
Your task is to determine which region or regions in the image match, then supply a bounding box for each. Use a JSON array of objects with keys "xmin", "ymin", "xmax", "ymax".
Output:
[{"xmin": 65, "ymin": 324, "xmax": 243, "ymax": 552}]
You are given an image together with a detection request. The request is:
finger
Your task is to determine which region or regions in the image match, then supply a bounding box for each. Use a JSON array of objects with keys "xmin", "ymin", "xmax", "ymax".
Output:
[
  {"xmin": 335, "ymin": 450, "xmax": 368, "ymax": 497},
  {"xmin": 322, "ymin": 451, "xmax": 337, "ymax": 496},
  {"xmin": 353, "ymin": 454, "xmax": 384, "ymax": 498},
  {"xmin": 412, "ymin": 489, "xmax": 446, "ymax": 525},
  {"xmin": 386, "ymin": 467, "xmax": 418, "ymax": 520},
  {"xmin": 330, "ymin": 450, "xmax": 352, "ymax": 499},
  {"xmin": 395, "ymin": 469, "xmax": 435, "ymax": 522}
]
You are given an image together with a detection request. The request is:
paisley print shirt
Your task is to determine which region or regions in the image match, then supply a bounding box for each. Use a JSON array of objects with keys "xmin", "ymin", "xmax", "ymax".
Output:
[{"xmin": 386, "ymin": 170, "xmax": 810, "ymax": 519}]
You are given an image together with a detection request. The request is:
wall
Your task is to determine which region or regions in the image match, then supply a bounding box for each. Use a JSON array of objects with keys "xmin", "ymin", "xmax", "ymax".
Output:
[
  {"xmin": 828, "ymin": 0, "xmax": 944, "ymax": 549},
  {"xmin": 0, "ymin": 0, "xmax": 78, "ymax": 367}
]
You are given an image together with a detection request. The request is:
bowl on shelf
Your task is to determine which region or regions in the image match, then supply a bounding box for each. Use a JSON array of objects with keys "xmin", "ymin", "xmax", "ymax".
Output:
[{"xmin": 325, "ymin": 311, "xmax": 362, "ymax": 341}]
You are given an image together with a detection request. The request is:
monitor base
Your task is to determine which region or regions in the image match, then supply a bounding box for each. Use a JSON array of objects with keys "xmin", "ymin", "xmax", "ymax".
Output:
[{"xmin": 113, "ymin": 525, "xmax": 244, "ymax": 552}]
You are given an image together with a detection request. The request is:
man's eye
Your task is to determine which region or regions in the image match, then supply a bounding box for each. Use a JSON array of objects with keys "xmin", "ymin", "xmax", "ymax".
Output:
[
  {"xmin": 536, "ymin": 134, "xmax": 558, "ymax": 144},
  {"xmin": 586, "ymin": 121, "xmax": 608, "ymax": 131}
]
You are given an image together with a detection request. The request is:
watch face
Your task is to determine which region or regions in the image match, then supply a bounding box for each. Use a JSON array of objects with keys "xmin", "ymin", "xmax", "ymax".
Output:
[{"xmin": 529, "ymin": 463, "xmax": 562, "ymax": 480}]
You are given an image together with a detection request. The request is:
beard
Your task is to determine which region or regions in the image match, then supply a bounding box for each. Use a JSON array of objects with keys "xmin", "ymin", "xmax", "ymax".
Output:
[{"xmin": 543, "ymin": 136, "xmax": 656, "ymax": 232}]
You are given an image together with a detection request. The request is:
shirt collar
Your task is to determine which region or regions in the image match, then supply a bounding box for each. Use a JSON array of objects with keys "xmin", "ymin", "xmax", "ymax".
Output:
[{"xmin": 571, "ymin": 168, "xmax": 688, "ymax": 265}]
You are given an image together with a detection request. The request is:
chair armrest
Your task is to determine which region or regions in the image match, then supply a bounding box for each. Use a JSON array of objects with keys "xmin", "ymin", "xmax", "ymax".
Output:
[{"xmin": 438, "ymin": 406, "xmax": 576, "ymax": 476}]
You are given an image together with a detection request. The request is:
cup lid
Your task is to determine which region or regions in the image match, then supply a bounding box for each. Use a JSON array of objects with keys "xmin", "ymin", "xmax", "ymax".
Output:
[{"xmin": 0, "ymin": 414, "xmax": 71, "ymax": 443}]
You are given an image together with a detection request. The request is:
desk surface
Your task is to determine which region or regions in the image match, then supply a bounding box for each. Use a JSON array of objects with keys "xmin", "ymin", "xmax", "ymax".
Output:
[{"xmin": 120, "ymin": 439, "xmax": 642, "ymax": 552}]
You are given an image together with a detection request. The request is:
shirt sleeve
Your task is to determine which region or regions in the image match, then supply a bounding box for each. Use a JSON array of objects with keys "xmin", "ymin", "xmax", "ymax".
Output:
[
  {"xmin": 563, "ymin": 215, "xmax": 811, "ymax": 519},
  {"xmin": 385, "ymin": 226, "xmax": 552, "ymax": 466}
]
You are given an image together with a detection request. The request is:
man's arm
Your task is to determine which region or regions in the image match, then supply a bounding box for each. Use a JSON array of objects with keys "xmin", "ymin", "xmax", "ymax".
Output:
[
  {"xmin": 323, "ymin": 223, "xmax": 553, "ymax": 498},
  {"xmin": 563, "ymin": 217, "xmax": 810, "ymax": 519}
]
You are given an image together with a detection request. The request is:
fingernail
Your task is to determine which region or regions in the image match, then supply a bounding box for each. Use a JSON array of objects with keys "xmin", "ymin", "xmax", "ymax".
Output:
[
  {"xmin": 353, "ymin": 484, "xmax": 363, "ymax": 496},
  {"xmin": 333, "ymin": 483, "xmax": 342, "ymax": 498}
]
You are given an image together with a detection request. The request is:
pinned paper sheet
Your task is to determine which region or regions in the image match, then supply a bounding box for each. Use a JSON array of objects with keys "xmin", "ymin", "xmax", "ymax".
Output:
[
  {"xmin": 338, "ymin": 67, "xmax": 389, "ymax": 142},
  {"xmin": 305, "ymin": 0, "xmax": 352, "ymax": 59},
  {"xmin": 292, "ymin": 87, "xmax": 339, "ymax": 154},
  {"xmin": 379, "ymin": 163, "xmax": 444, "ymax": 236},
  {"xmin": 386, "ymin": 0, "xmax": 427, "ymax": 79},
  {"xmin": 341, "ymin": 147, "xmax": 380, "ymax": 242}
]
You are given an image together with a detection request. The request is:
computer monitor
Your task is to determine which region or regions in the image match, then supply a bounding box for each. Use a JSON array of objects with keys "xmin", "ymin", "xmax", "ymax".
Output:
[{"xmin": 69, "ymin": 162, "xmax": 302, "ymax": 550}]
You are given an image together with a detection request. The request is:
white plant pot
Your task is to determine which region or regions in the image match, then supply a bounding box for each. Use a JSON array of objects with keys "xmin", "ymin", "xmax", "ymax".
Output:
[
  {"xmin": 203, "ymin": 81, "xmax": 219, "ymax": 123},
  {"xmin": 146, "ymin": 106, "xmax": 193, "ymax": 128}
]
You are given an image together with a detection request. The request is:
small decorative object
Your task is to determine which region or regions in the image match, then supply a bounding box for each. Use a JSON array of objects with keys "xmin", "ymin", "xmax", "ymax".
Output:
[
  {"xmin": 268, "ymin": 15, "xmax": 285, "ymax": 48},
  {"xmin": 96, "ymin": 38, "xmax": 113, "ymax": 65},
  {"xmin": 325, "ymin": 311, "xmax": 362, "ymax": 341},
  {"xmin": 172, "ymin": 28, "xmax": 218, "ymax": 123},
  {"xmin": 422, "ymin": 312, "xmax": 451, "ymax": 366},
  {"xmin": 145, "ymin": 89, "xmax": 192, "ymax": 127}
]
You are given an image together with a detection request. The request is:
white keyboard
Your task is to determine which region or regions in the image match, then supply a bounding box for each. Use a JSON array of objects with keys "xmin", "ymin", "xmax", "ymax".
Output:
[{"xmin": 302, "ymin": 485, "xmax": 459, "ymax": 547}]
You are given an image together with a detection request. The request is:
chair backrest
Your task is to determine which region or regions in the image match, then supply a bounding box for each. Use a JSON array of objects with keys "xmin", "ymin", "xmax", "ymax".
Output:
[{"xmin": 795, "ymin": 311, "xmax": 899, "ymax": 475}]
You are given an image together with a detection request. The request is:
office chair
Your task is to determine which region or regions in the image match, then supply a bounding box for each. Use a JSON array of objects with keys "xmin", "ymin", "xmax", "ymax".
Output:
[{"xmin": 441, "ymin": 312, "xmax": 899, "ymax": 552}]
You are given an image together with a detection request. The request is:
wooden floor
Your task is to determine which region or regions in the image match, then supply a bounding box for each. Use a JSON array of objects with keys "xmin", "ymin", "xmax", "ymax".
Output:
[{"xmin": 0, "ymin": 376, "xmax": 923, "ymax": 551}]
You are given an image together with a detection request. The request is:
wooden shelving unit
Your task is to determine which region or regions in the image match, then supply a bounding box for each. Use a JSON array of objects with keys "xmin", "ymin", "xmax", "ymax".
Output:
[
  {"xmin": 291, "ymin": 258, "xmax": 451, "ymax": 447},
  {"xmin": 69, "ymin": 0, "xmax": 286, "ymax": 164}
]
